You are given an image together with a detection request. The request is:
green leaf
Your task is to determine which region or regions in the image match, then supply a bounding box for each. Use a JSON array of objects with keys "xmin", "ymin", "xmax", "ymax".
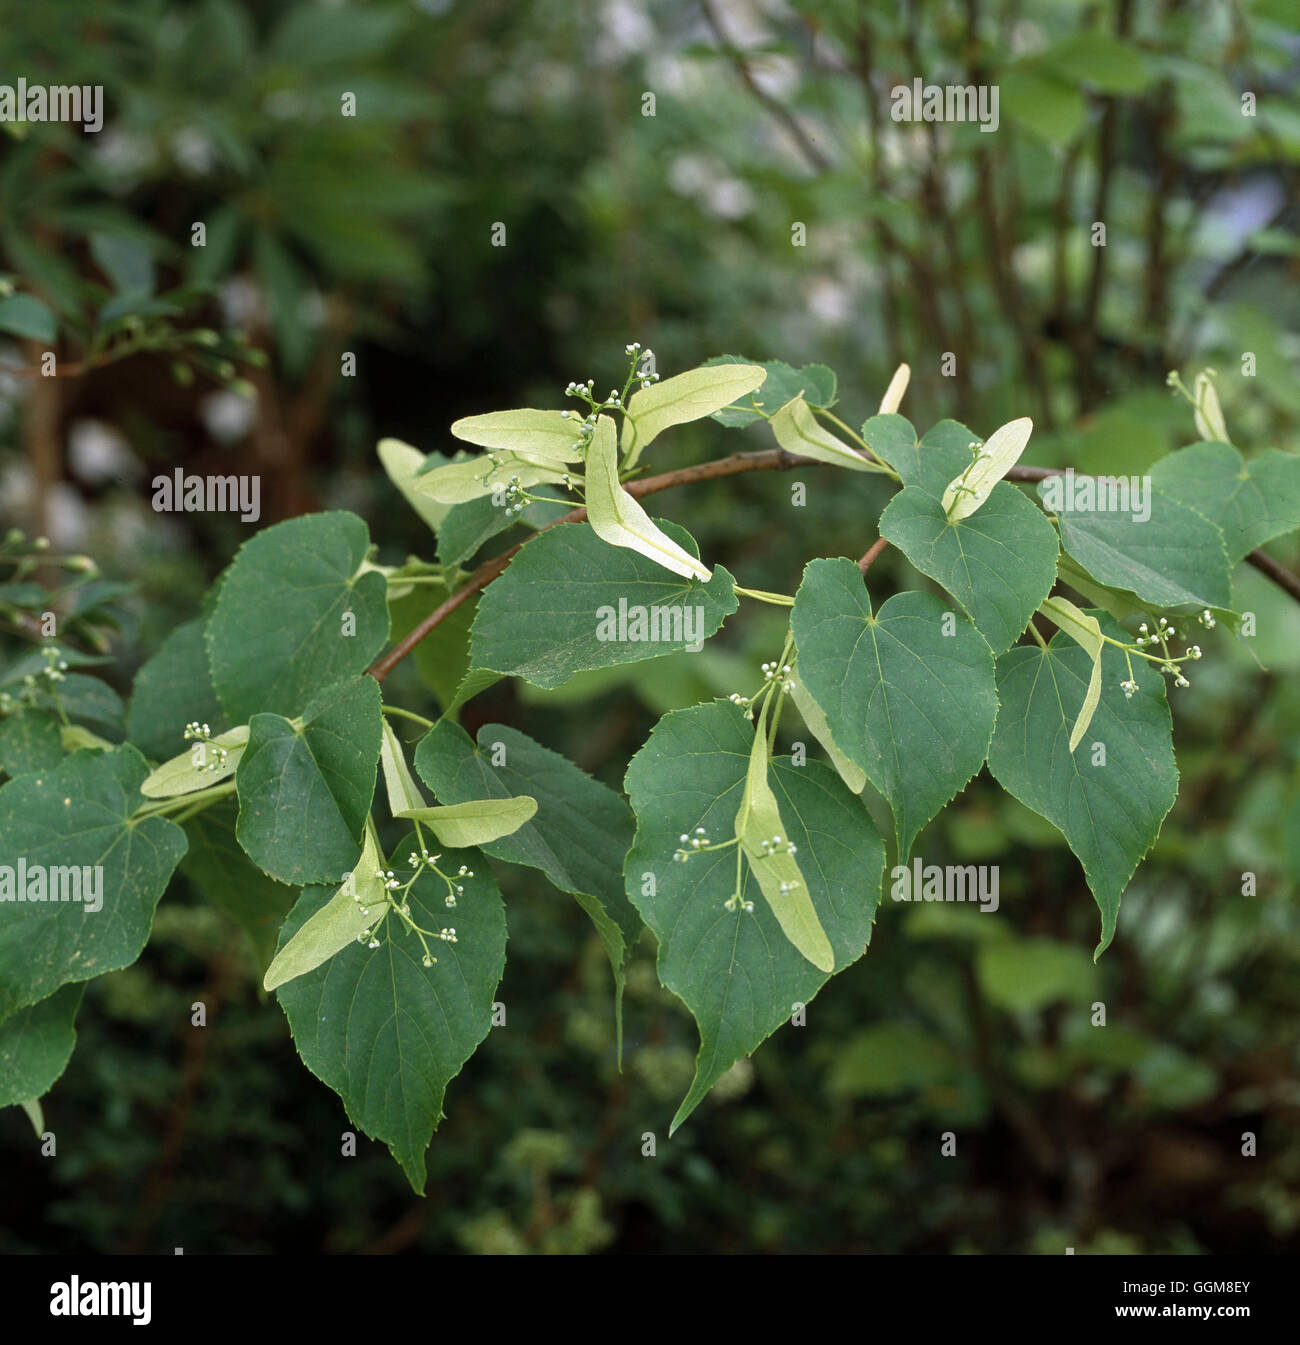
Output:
[
  {"xmin": 734, "ymin": 697, "xmax": 834, "ymax": 972},
  {"xmin": 0, "ymin": 746, "xmax": 187, "ymax": 1018},
  {"xmin": 127, "ymin": 617, "xmax": 227, "ymax": 762},
  {"xmin": 624, "ymin": 700, "xmax": 884, "ymax": 1131},
  {"xmin": 1149, "ymin": 442, "xmax": 1300, "ymax": 563},
  {"xmin": 769, "ymin": 395, "xmax": 878, "ymax": 472},
  {"xmin": 276, "ymin": 830, "xmax": 505, "ymax": 1192},
  {"xmin": 940, "ymin": 417, "xmax": 1034, "ymax": 520},
  {"xmin": 1039, "ymin": 596, "xmax": 1104, "ymax": 752},
  {"xmin": 414, "ymin": 720, "xmax": 641, "ymax": 1050},
  {"xmin": 386, "ymin": 582, "xmax": 477, "ymax": 712},
  {"xmin": 586, "ymin": 416, "xmax": 712, "ymax": 579},
  {"xmin": 435, "ymin": 485, "xmax": 568, "ymax": 568},
  {"xmin": 987, "ymin": 614, "xmax": 1178, "ymax": 956},
  {"xmin": 1050, "ymin": 485, "xmax": 1233, "ymax": 612},
  {"xmin": 999, "ymin": 65, "xmax": 1088, "ymax": 146},
  {"xmin": 207, "ymin": 512, "xmax": 390, "ymax": 721},
  {"xmin": 791, "ymin": 558, "xmax": 999, "ymax": 860},
  {"xmin": 377, "ymin": 438, "xmax": 453, "ymax": 532},
  {"xmin": 0, "ymin": 293, "xmax": 57, "ymax": 343},
  {"xmin": 468, "ymin": 518, "xmax": 737, "ymax": 690},
  {"xmin": 89, "ymin": 232, "xmax": 155, "ymax": 297},
  {"xmin": 787, "ymin": 673, "xmax": 866, "ymax": 794},
  {"xmin": 707, "ymin": 356, "xmax": 837, "ymax": 427},
  {"xmin": 235, "ymin": 676, "xmax": 382, "ymax": 886},
  {"xmin": 179, "ymin": 801, "xmax": 296, "ymax": 970},
  {"xmin": 140, "ymin": 726, "xmax": 249, "ymax": 798},
  {"xmin": 1037, "ymin": 32, "xmax": 1154, "ymax": 94},
  {"xmin": 450, "ymin": 409, "xmax": 584, "ymax": 462},
  {"xmin": 622, "ymin": 361, "xmax": 766, "ymax": 464},
  {"xmin": 0, "ymin": 712, "xmax": 64, "ymax": 777},
  {"xmin": 263, "ymin": 827, "xmax": 386, "ymax": 991},
  {"xmin": 0, "ymin": 983, "xmax": 84, "ymax": 1109},
  {"xmin": 880, "ymin": 481, "xmax": 1059, "ymax": 654},
  {"xmin": 976, "ymin": 937, "xmax": 1097, "ymax": 1012},
  {"xmin": 863, "ymin": 415, "xmax": 973, "ymax": 494}
]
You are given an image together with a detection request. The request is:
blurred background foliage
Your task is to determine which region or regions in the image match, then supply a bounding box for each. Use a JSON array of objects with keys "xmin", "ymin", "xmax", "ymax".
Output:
[{"xmin": 1, "ymin": 0, "xmax": 1299, "ymax": 1253}]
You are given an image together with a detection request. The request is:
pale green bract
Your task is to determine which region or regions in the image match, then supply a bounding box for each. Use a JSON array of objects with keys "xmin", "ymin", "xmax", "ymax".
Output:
[
  {"xmin": 395, "ymin": 796, "xmax": 538, "ymax": 846},
  {"xmin": 734, "ymin": 697, "xmax": 835, "ymax": 973},
  {"xmin": 585, "ymin": 415, "xmax": 712, "ymax": 580},
  {"xmin": 621, "ymin": 361, "xmax": 766, "ymax": 465},
  {"xmin": 449, "ymin": 408, "xmax": 585, "ymax": 462},
  {"xmin": 140, "ymin": 725, "xmax": 249, "ymax": 798},
  {"xmin": 1039, "ymin": 595, "xmax": 1104, "ymax": 751},
  {"xmin": 941, "ymin": 416, "xmax": 1034, "ymax": 520},
  {"xmin": 262, "ymin": 826, "xmax": 387, "ymax": 991},
  {"xmin": 769, "ymin": 394, "xmax": 878, "ymax": 472},
  {"xmin": 377, "ymin": 437, "xmax": 452, "ymax": 531},
  {"xmin": 788, "ymin": 671, "xmax": 866, "ymax": 794},
  {"xmin": 403, "ymin": 442, "xmax": 570, "ymax": 504}
]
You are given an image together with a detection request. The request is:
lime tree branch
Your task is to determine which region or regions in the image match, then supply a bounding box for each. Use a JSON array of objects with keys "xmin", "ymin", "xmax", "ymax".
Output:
[{"xmin": 366, "ymin": 450, "xmax": 1300, "ymax": 682}]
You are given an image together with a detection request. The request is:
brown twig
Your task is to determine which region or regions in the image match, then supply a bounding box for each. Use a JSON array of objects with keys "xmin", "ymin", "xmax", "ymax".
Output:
[
  {"xmin": 366, "ymin": 446, "xmax": 1300, "ymax": 682},
  {"xmin": 858, "ymin": 536, "xmax": 889, "ymax": 573}
]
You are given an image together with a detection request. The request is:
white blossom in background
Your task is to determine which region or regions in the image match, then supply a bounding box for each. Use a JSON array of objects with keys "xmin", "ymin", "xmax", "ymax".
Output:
[
  {"xmin": 171, "ymin": 126, "xmax": 217, "ymax": 176},
  {"xmin": 68, "ymin": 420, "xmax": 141, "ymax": 486},
  {"xmin": 200, "ymin": 389, "xmax": 258, "ymax": 445}
]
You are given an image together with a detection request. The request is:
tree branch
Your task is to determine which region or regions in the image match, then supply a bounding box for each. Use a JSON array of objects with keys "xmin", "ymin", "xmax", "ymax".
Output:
[{"xmin": 367, "ymin": 448, "xmax": 1300, "ymax": 681}]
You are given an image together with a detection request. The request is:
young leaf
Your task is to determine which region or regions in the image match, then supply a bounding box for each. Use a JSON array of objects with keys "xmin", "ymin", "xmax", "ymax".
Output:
[
  {"xmin": 987, "ymin": 613, "xmax": 1178, "ymax": 956},
  {"xmin": 207, "ymin": 512, "xmax": 389, "ymax": 721},
  {"xmin": 880, "ymin": 480, "xmax": 1059, "ymax": 653},
  {"xmin": 263, "ymin": 826, "xmax": 387, "ymax": 991},
  {"xmin": 468, "ymin": 518, "xmax": 737, "ymax": 689},
  {"xmin": 734, "ymin": 700, "xmax": 835, "ymax": 972},
  {"xmin": 769, "ymin": 395, "xmax": 878, "ymax": 472},
  {"xmin": 395, "ymin": 796, "xmax": 538, "ymax": 847},
  {"xmin": 276, "ymin": 830, "xmax": 506, "ymax": 1193},
  {"xmin": 941, "ymin": 417, "xmax": 1034, "ymax": 521},
  {"xmin": 791, "ymin": 558, "xmax": 998, "ymax": 861},
  {"xmin": 235, "ymin": 675, "xmax": 382, "ymax": 886},
  {"xmin": 622, "ymin": 361, "xmax": 766, "ymax": 464},
  {"xmin": 0, "ymin": 746, "xmax": 187, "ymax": 1018},
  {"xmin": 1039, "ymin": 596, "xmax": 1104, "ymax": 751},
  {"xmin": 140, "ymin": 725, "xmax": 249, "ymax": 798},
  {"xmin": 624, "ymin": 700, "xmax": 884, "ymax": 1131},
  {"xmin": 450, "ymin": 409, "xmax": 584, "ymax": 462}
]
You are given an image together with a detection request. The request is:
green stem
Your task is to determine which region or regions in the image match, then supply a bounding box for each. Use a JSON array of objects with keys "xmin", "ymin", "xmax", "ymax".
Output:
[
  {"xmin": 133, "ymin": 779, "xmax": 237, "ymax": 821},
  {"xmin": 381, "ymin": 704, "xmax": 435, "ymax": 729},
  {"xmin": 734, "ymin": 585, "xmax": 795, "ymax": 607}
]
